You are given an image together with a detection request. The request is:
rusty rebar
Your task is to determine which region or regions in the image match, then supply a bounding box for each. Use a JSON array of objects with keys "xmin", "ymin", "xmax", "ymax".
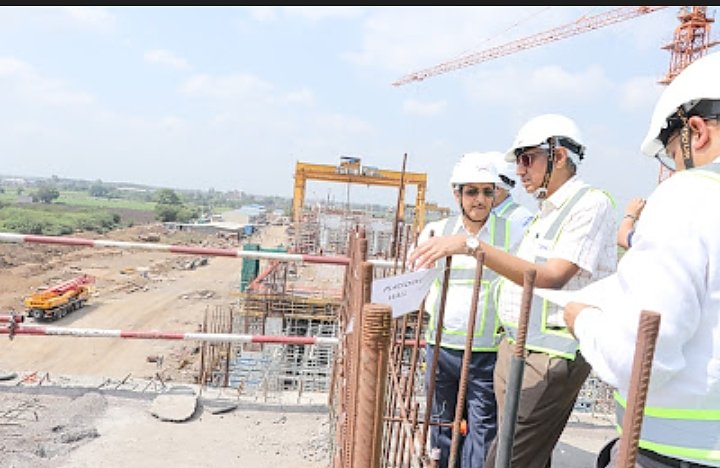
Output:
[
  {"xmin": 353, "ymin": 303, "xmax": 392, "ymax": 468},
  {"xmin": 421, "ymin": 255, "xmax": 453, "ymax": 456},
  {"xmin": 448, "ymin": 251, "xmax": 486, "ymax": 467},
  {"xmin": 343, "ymin": 230, "xmax": 368, "ymax": 468},
  {"xmin": 616, "ymin": 310, "xmax": 661, "ymax": 468}
]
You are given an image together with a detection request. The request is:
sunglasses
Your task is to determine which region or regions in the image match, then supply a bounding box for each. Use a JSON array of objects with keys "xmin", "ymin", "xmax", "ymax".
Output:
[
  {"xmin": 463, "ymin": 187, "xmax": 496, "ymax": 198},
  {"xmin": 514, "ymin": 148, "xmax": 547, "ymax": 168}
]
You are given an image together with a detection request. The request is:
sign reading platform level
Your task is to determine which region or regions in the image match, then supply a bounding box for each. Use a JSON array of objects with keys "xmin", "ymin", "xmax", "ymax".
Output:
[{"xmin": 371, "ymin": 267, "xmax": 440, "ymax": 319}]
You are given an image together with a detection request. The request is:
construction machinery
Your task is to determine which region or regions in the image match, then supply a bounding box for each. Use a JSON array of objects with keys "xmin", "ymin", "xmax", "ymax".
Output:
[
  {"xmin": 293, "ymin": 156, "xmax": 428, "ymax": 235},
  {"xmin": 24, "ymin": 274, "xmax": 95, "ymax": 321}
]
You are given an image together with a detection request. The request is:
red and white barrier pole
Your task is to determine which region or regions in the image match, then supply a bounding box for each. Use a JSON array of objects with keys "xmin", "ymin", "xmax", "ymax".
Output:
[
  {"xmin": 0, "ymin": 324, "xmax": 339, "ymax": 345},
  {"xmin": 0, "ymin": 232, "xmax": 395, "ymax": 268},
  {"xmin": 0, "ymin": 314, "xmax": 24, "ymax": 323}
]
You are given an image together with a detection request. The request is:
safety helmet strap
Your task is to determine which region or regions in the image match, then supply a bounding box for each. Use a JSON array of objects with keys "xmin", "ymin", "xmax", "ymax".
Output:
[
  {"xmin": 677, "ymin": 108, "xmax": 695, "ymax": 170},
  {"xmin": 537, "ymin": 137, "xmax": 557, "ymax": 199}
]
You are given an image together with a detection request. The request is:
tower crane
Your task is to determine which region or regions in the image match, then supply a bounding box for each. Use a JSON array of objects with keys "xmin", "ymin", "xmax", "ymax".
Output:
[
  {"xmin": 391, "ymin": 6, "xmax": 667, "ymax": 87},
  {"xmin": 657, "ymin": 6, "xmax": 719, "ymax": 181},
  {"xmin": 392, "ymin": 6, "xmax": 718, "ymax": 184}
]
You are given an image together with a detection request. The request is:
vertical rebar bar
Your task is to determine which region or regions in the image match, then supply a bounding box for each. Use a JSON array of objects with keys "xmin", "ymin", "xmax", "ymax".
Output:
[
  {"xmin": 448, "ymin": 251, "xmax": 486, "ymax": 467},
  {"xmin": 496, "ymin": 269, "xmax": 536, "ymax": 468},
  {"xmin": 616, "ymin": 310, "xmax": 661, "ymax": 468},
  {"xmin": 421, "ymin": 255, "xmax": 453, "ymax": 459},
  {"xmin": 391, "ymin": 153, "xmax": 408, "ymax": 261},
  {"xmin": 353, "ymin": 302, "xmax": 392, "ymax": 468}
]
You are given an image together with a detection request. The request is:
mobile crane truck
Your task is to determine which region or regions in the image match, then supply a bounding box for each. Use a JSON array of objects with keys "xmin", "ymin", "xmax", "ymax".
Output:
[{"xmin": 24, "ymin": 274, "xmax": 95, "ymax": 321}]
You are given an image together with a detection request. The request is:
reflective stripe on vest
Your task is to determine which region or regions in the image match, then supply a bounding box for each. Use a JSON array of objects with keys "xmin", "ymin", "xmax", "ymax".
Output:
[
  {"xmin": 425, "ymin": 214, "xmax": 511, "ymax": 351},
  {"xmin": 611, "ymin": 163, "xmax": 720, "ymax": 465},
  {"xmin": 614, "ymin": 392, "xmax": 720, "ymax": 464},
  {"xmin": 496, "ymin": 200, "xmax": 522, "ymax": 219},
  {"xmin": 503, "ymin": 186, "xmax": 593, "ymax": 360}
]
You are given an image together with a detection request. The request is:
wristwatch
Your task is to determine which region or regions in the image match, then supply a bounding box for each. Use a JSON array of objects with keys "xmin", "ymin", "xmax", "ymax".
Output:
[{"xmin": 465, "ymin": 236, "xmax": 481, "ymax": 257}]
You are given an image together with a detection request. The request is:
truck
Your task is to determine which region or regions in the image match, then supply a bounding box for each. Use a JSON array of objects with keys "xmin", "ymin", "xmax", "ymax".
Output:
[{"xmin": 24, "ymin": 274, "xmax": 95, "ymax": 321}]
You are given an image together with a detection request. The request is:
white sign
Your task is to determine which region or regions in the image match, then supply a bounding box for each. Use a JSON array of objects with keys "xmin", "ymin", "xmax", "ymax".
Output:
[{"xmin": 371, "ymin": 267, "xmax": 440, "ymax": 319}]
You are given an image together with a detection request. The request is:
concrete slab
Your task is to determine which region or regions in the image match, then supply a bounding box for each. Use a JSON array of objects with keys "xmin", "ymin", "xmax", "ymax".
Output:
[{"xmin": 149, "ymin": 385, "xmax": 198, "ymax": 422}]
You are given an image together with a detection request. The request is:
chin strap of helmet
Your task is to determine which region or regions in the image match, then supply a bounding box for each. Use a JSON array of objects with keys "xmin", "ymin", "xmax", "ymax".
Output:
[{"xmin": 534, "ymin": 137, "xmax": 557, "ymax": 199}]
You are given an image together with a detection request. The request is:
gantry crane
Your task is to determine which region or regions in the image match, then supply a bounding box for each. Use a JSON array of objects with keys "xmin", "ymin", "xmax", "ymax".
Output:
[
  {"xmin": 292, "ymin": 156, "xmax": 428, "ymax": 235},
  {"xmin": 392, "ymin": 6, "xmax": 718, "ymax": 184}
]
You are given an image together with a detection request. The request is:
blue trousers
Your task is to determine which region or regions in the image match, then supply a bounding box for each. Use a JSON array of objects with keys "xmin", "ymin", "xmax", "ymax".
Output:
[{"xmin": 426, "ymin": 344, "xmax": 497, "ymax": 468}]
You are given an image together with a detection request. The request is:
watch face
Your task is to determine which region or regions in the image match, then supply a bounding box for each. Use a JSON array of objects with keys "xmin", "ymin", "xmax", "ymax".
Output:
[{"xmin": 466, "ymin": 236, "xmax": 480, "ymax": 254}]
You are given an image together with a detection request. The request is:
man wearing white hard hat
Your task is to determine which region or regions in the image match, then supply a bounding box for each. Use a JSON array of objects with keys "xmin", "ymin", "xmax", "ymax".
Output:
[
  {"xmin": 410, "ymin": 114, "xmax": 618, "ymax": 467},
  {"xmin": 564, "ymin": 50, "xmax": 720, "ymax": 468},
  {"xmin": 417, "ymin": 152, "xmax": 523, "ymax": 468}
]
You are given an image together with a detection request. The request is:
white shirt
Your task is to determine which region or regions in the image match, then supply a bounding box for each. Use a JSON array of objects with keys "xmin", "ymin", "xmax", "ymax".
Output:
[
  {"xmin": 574, "ymin": 162, "xmax": 720, "ymax": 413},
  {"xmin": 418, "ymin": 215, "xmax": 523, "ymax": 332},
  {"xmin": 498, "ymin": 176, "xmax": 617, "ymax": 327}
]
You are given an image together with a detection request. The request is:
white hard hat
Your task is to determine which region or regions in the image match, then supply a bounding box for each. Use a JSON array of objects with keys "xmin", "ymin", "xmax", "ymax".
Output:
[
  {"xmin": 641, "ymin": 50, "xmax": 720, "ymax": 157},
  {"xmin": 449, "ymin": 152, "xmax": 502, "ymax": 193},
  {"xmin": 487, "ymin": 152, "xmax": 517, "ymax": 190},
  {"xmin": 504, "ymin": 113, "xmax": 586, "ymax": 165}
]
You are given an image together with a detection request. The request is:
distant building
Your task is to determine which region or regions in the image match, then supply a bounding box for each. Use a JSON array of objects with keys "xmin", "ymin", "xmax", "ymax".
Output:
[
  {"xmin": 117, "ymin": 187, "xmax": 150, "ymax": 193},
  {"xmin": 2, "ymin": 177, "xmax": 27, "ymax": 186},
  {"xmin": 221, "ymin": 209, "xmax": 250, "ymax": 225},
  {"xmin": 239, "ymin": 204, "xmax": 267, "ymax": 225}
]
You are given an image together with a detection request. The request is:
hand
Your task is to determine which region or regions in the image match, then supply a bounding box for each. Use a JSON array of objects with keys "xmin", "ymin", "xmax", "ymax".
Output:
[
  {"xmin": 625, "ymin": 197, "xmax": 646, "ymax": 220},
  {"xmin": 408, "ymin": 234, "xmax": 467, "ymax": 270},
  {"xmin": 563, "ymin": 301, "xmax": 590, "ymax": 337}
]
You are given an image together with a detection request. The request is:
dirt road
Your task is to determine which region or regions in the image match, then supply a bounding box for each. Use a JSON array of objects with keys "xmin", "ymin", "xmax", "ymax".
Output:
[
  {"xmin": 1, "ymin": 229, "xmax": 243, "ymax": 382},
  {"xmin": 0, "ymin": 224, "xmax": 333, "ymax": 468}
]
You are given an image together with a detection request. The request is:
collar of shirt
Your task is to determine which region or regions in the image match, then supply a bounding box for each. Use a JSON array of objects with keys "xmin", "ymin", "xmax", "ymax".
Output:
[
  {"xmin": 452, "ymin": 214, "xmax": 493, "ymax": 238},
  {"xmin": 538, "ymin": 175, "xmax": 585, "ymax": 217}
]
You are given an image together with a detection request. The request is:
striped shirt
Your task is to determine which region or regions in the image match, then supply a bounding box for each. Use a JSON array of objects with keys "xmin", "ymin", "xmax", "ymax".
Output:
[{"xmin": 497, "ymin": 176, "xmax": 617, "ymax": 327}]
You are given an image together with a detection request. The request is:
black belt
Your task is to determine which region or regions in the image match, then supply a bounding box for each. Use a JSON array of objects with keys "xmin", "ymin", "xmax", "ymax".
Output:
[{"xmin": 638, "ymin": 447, "xmax": 712, "ymax": 467}]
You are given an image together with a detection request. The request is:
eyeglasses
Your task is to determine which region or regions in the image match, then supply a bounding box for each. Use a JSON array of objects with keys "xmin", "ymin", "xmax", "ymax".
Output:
[
  {"xmin": 656, "ymin": 128, "xmax": 679, "ymax": 172},
  {"xmin": 515, "ymin": 148, "xmax": 547, "ymax": 168},
  {"xmin": 463, "ymin": 187, "xmax": 496, "ymax": 198},
  {"xmin": 655, "ymin": 152, "xmax": 677, "ymax": 172}
]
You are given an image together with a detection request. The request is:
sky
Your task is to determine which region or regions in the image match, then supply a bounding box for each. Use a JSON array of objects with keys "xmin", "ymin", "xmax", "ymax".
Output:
[{"xmin": 0, "ymin": 6, "xmax": 712, "ymax": 216}]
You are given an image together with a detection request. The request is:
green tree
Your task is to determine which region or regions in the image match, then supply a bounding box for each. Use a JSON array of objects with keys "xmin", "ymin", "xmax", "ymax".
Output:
[
  {"xmin": 154, "ymin": 188, "xmax": 184, "ymax": 222},
  {"xmin": 89, "ymin": 180, "xmax": 110, "ymax": 198},
  {"xmin": 155, "ymin": 189, "xmax": 182, "ymax": 205},
  {"xmin": 32, "ymin": 185, "xmax": 60, "ymax": 204}
]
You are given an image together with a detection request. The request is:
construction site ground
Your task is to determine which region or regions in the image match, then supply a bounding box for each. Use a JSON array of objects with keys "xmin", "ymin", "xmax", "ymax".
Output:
[{"xmin": 0, "ymin": 223, "xmax": 616, "ymax": 467}]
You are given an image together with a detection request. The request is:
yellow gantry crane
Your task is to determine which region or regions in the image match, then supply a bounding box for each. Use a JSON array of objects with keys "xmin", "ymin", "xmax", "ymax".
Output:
[{"xmin": 292, "ymin": 156, "xmax": 428, "ymax": 235}]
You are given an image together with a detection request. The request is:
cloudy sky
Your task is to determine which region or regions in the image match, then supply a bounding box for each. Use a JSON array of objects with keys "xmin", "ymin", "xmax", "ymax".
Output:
[{"xmin": 0, "ymin": 6, "xmax": 706, "ymax": 214}]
